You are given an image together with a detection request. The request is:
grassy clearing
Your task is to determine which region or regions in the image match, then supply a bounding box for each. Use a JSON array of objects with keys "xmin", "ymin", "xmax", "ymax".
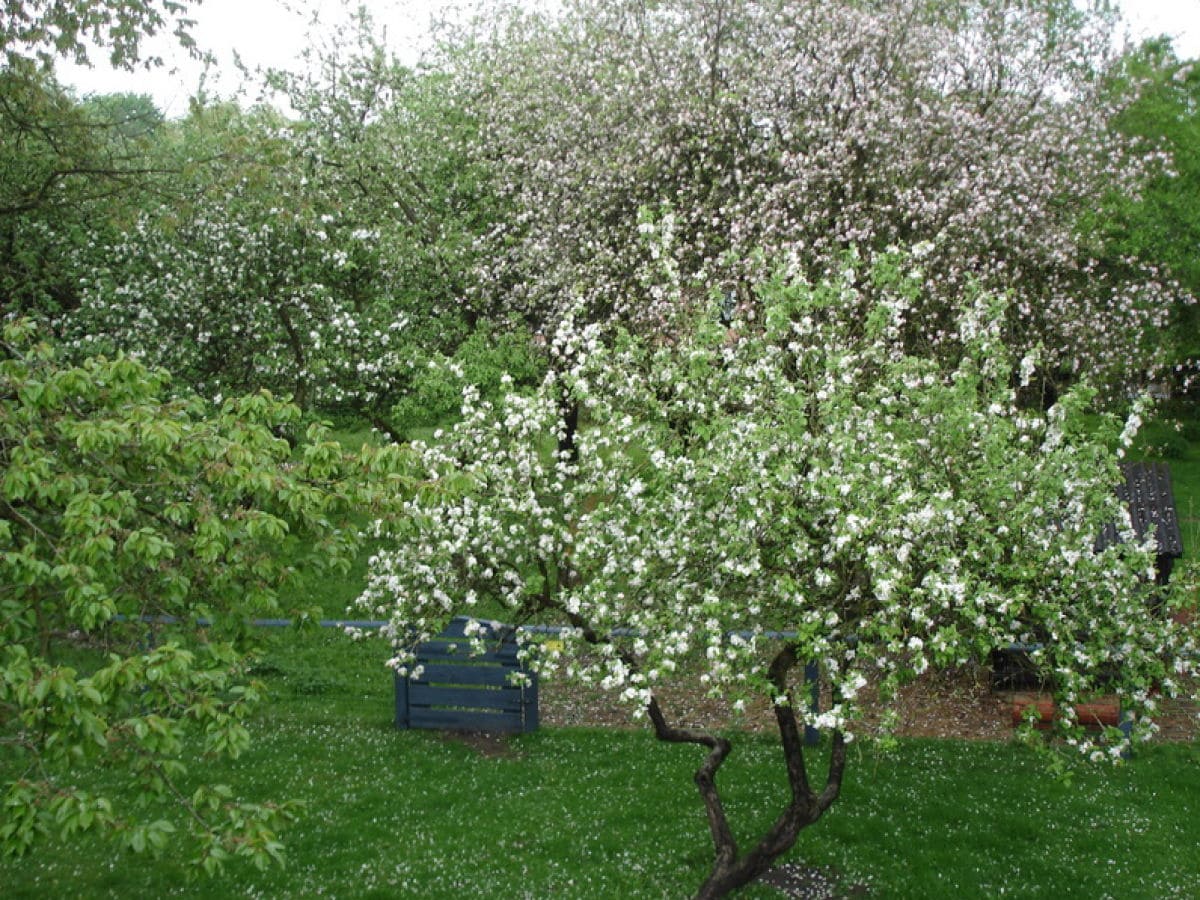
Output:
[
  {"xmin": 7, "ymin": 414, "xmax": 1197, "ymax": 898},
  {"xmin": 3, "ymin": 627, "xmax": 1198, "ymax": 899}
]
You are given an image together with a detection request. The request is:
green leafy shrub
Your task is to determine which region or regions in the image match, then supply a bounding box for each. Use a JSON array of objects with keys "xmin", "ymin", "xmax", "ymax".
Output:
[
  {"xmin": 0, "ymin": 320, "xmax": 415, "ymax": 870},
  {"xmin": 391, "ymin": 323, "xmax": 546, "ymax": 437}
]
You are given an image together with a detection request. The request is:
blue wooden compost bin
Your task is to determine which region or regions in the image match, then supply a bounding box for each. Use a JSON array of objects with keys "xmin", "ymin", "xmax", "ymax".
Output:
[{"xmin": 394, "ymin": 617, "xmax": 539, "ymax": 733}]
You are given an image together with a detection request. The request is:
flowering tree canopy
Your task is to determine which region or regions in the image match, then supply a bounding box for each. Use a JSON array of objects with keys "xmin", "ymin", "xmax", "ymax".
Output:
[
  {"xmin": 0, "ymin": 320, "xmax": 415, "ymax": 870},
  {"xmin": 35, "ymin": 0, "xmax": 1192, "ymax": 426},
  {"xmin": 1086, "ymin": 37, "xmax": 1200, "ymax": 392},
  {"xmin": 359, "ymin": 250, "xmax": 1198, "ymax": 898},
  {"xmin": 448, "ymin": 0, "xmax": 1182, "ymax": 390},
  {"xmin": 1, "ymin": 0, "xmax": 196, "ymax": 70},
  {"xmin": 59, "ymin": 19, "xmax": 539, "ymax": 438},
  {"xmin": 53, "ymin": 97, "xmax": 422, "ymax": 425}
]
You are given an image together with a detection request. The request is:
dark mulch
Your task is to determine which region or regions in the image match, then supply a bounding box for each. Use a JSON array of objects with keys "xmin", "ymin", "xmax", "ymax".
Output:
[
  {"xmin": 540, "ymin": 662, "xmax": 1198, "ymax": 743},
  {"xmin": 438, "ymin": 729, "xmax": 519, "ymax": 758}
]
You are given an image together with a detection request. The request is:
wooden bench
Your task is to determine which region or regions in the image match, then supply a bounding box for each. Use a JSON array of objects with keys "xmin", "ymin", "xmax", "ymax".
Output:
[{"xmin": 394, "ymin": 617, "xmax": 539, "ymax": 734}]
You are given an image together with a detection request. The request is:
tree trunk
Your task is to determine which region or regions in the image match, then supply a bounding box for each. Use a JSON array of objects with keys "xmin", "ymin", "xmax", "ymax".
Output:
[
  {"xmin": 647, "ymin": 646, "xmax": 847, "ymax": 900},
  {"xmin": 272, "ymin": 297, "xmax": 310, "ymax": 410},
  {"xmin": 565, "ymin": 614, "xmax": 845, "ymax": 899},
  {"xmin": 558, "ymin": 393, "xmax": 579, "ymax": 463},
  {"xmin": 369, "ymin": 413, "xmax": 407, "ymax": 446}
]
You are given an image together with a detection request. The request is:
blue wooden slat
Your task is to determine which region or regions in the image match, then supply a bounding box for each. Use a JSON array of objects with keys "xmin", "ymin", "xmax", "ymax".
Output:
[
  {"xmin": 409, "ymin": 683, "xmax": 523, "ymax": 712},
  {"xmin": 416, "ymin": 642, "xmax": 520, "ymax": 663},
  {"xmin": 417, "ymin": 663, "xmax": 520, "ymax": 686},
  {"xmin": 408, "ymin": 708, "xmax": 525, "ymax": 732},
  {"xmin": 436, "ymin": 618, "xmax": 517, "ymax": 641},
  {"xmin": 524, "ymin": 673, "xmax": 539, "ymax": 733},
  {"xmin": 394, "ymin": 672, "xmax": 410, "ymax": 728}
]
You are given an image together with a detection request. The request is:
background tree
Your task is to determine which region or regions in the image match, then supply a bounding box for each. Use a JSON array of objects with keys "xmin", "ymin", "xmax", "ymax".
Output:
[
  {"xmin": 1, "ymin": 0, "xmax": 198, "ymax": 323},
  {"xmin": 359, "ymin": 247, "xmax": 1198, "ymax": 898},
  {"xmin": 1, "ymin": 0, "xmax": 197, "ymax": 70},
  {"xmin": 81, "ymin": 91, "xmax": 165, "ymax": 139},
  {"xmin": 0, "ymin": 319, "xmax": 415, "ymax": 867},
  {"xmin": 61, "ymin": 11, "xmax": 541, "ymax": 438},
  {"xmin": 1084, "ymin": 37, "xmax": 1200, "ymax": 393},
  {"xmin": 259, "ymin": 9, "xmax": 543, "ymax": 434},
  {"xmin": 58, "ymin": 100, "xmax": 378, "ymax": 411},
  {"xmin": 443, "ymin": 0, "xmax": 1178, "ymax": 393},
  {"xmin": 0, "ymin": 74, "xmax": 179, "ymax": 318},
  {"xmin": 264, "ymin": 8, "xmax": 497, "ymax": 332}
]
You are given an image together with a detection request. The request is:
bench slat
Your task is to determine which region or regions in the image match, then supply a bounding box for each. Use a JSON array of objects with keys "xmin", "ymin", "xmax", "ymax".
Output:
[
  {"xmin": 409, "ymin": 683, "xmax": 524, "ymax": 711},
  {"xmin": 408, "ymin": 708, "xmax": 525, "ymax": 732},
  {"xmin": 416, "ymin": 663, "xmax": 521, "ymax": 686},
  {"xmin": 415, "ymin": 642, "xmax": 520, "ymax": 663},
  {"xmin": 433, "ymin": 619, "xmax": 517, "ymax": 641}
]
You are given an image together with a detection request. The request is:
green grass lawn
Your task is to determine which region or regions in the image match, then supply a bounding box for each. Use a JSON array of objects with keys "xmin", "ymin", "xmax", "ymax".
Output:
[
  {"xmin": 6, "ymin": 411, "xmax": 1197, "ymax": 899},
  {"xmin": 3, "ymin": 626, "xmax": 1198, "ymax": 899}
]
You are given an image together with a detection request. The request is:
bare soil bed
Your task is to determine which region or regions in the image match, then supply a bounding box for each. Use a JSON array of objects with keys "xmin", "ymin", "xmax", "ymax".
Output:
[{"xmin": 538, "ymin": 663, "xmax": 1199, "ymax": 742}]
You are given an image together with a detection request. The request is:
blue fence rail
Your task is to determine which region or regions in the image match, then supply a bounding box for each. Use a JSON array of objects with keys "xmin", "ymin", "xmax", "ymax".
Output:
[{"xmin": 122, "ymin": 615, "xmax": 820, "ymax": 741}]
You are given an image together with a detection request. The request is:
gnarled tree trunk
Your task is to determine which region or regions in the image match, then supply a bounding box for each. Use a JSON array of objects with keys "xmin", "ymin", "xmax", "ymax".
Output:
[{"xmin": 646, "ymin": 646, "xmax": 847, "ymax": 900}]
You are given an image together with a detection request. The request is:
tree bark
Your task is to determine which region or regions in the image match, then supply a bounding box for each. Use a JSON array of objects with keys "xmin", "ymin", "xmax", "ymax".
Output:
[
  {"xmin": 271, "ymin": 298, "xmax": 310, "ymax": 410},
  {"xmin": 646, "ymin": 646, "xmax": 847, "ymax": 900},
  {"xmin": 369, "ymin": 414, "xmax": 407, "ymax": 446},
  {"xmin": 557, "ymin": 393, "xmax": 580, "ymax": 463}
]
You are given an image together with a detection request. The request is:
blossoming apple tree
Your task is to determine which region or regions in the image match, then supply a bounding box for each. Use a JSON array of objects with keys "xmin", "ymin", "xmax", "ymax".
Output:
[
  {"xmin": 358, "ymin": 250, "xmax": 1197, "ymax": 898},
  {"xmin": 61, "ymin": 180, "xmax": 415, "ymax": 421},
  {"xmin": 447, "ymin": 0, "xmax": 1183, "ymax": 391},
  {"xmin": 1086, "ymin": 37, "xmax": 1200, "ymax": 392},
  {"xmin": 61, "ymin": 21, "xmax": 536, "ymax": 439}
]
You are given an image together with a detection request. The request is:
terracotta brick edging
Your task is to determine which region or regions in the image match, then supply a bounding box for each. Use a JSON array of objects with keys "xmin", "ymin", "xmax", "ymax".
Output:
[{"xmin": 1010, "ymin": 694, "xmax": 1122, "ymax": 730}]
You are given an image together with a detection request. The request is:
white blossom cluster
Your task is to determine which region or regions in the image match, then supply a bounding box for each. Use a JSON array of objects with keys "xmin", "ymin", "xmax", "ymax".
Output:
[
  {"xmin": 58, "ymin": 187, "xmax": 424, "ymax": 417},
  {"xmin": 54, "ymin": 35, "xmax": 502, "ymax": 433},
  {"xmin": 360, "ymin": 249, "xmax": 1197, "ymax": 750}
]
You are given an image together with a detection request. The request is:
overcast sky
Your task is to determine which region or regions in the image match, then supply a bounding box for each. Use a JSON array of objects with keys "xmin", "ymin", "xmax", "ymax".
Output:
[{"xmin": 57, "ymin": 0, "xmax": 1200, "ymax": 118}]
